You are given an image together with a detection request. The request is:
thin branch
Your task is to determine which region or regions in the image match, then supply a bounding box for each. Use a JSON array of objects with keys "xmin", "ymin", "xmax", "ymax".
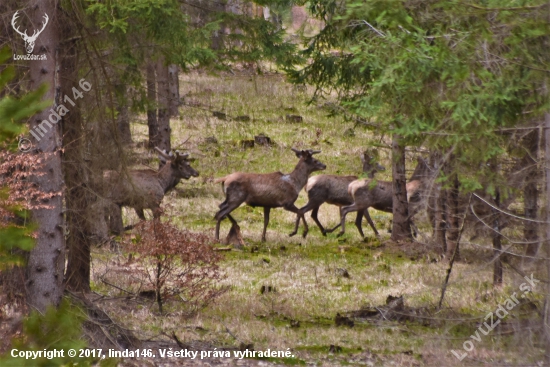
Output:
[
  {"xmin": 473, "ymin": 193, "xmax": 548, "ymax": 224},
  {"xmin": 351, "ymin": 20, "xmax": 386, "ymax": 37}
]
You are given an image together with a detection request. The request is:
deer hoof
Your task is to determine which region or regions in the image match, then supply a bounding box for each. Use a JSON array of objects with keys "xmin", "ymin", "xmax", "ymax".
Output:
[
  {"xmin": 288, "ymin": 231, "xmax": 297, "ymax": 237},
  {"xmin": 337, "ymin": 232, "xmax": 344, "ymax": 238}
]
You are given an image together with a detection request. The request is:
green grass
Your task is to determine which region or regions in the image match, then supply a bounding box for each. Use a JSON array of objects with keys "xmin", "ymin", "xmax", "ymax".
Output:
[{"xmin": 90, "ymin": 71, "xmax": 548, "ymax": 366}]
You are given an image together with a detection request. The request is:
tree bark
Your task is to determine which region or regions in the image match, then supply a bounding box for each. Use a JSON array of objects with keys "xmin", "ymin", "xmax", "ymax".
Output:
[
  {"xmin": 391, "ymin": 134, "xmax": 412, "ymax": 241},
  {"xmin": 155, "ymin": 58, "xmax": 171, "ymax": 153},
  {"xmin": 168, "ymin": 64, "xmax": 180, "ymax": 118},
  {"xmin": 26, "ymin": 0, "xmax": 65, "ymax": 312},
  {"xmin": 115, "ymin": 82, "xmax": 132, "ymax": 144},
  {"xmin": 544, "ymin": 112, "xmax": 550, "ymax": 364},
  {"xmin": 60, "ymin": 24, "xmax": 92, "ymax": 292},
  {"xmin": 429, "ymin": 152, "xmax": 447, "ymax": 253},
  {"xmin": 492, "ymin": 188, "xmax": 503, "ymax": 287},
  {"xmin": 524, "ymin": 129, "xmax": 540, "ymax": 258},
  {"xmin": 211, "ymin": 0, "xmax": 227, "ymax": 50},
  {"xmin": 445, "ymin": 166, "xmax": 460, "ymax": 259},
  {"xmin": 146, "ymin": 62, "xmax": 158, "ymax": 148}
]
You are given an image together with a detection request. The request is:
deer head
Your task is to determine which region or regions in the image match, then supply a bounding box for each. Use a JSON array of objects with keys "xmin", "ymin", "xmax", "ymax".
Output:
[
  {"xmin": 361, "ymin": 150, "xmax": 385, "ymax": 178},
  {"xmin": 155, "ymin": 147, "xmax": 199, "ymax": 179},
  {"xmin": 12, "ymin": 11, "xmax": 49, "ymax": 54},
  {"xmin": 291, "ymin": 148, "xmax": 326, "ymax": 172}
]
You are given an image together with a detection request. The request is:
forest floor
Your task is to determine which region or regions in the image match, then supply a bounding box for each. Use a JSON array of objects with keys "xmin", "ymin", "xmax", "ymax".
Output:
[{"xmin": 92, "ymin": 70, "xmax": 546, "ymax": 367}]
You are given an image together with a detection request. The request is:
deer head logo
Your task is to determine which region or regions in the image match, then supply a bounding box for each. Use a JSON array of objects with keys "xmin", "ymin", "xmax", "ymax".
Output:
[{"xmin": 11, "ymin": 11, "xmax": 49, "ymax": 54}]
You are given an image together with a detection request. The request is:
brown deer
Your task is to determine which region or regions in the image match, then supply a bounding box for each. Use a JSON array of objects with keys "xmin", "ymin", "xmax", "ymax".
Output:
[
  {"xmin": 214, "ymin": 148, "xmax": 326, "ymax": 242},
  {"xmin": 337, "ymin": 157, "xmax": 433, "ymax": 237},
  {"xmin": 104, "ymin": 147, "xmax": 199, "ymax": 234},
  {"xmin": 289, "ymin": 151, "xmax": 385, "ymax": 238}
]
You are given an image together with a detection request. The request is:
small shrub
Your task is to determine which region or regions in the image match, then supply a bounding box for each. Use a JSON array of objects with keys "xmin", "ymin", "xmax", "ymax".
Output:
[{"xmin": 127, "ymin": 219, "xmax": 227, "ymax": 315}]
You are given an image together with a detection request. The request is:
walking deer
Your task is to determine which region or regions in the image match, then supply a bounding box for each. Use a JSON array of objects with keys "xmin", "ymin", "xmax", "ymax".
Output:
[
  {"xmin": 105, "ymin": 147, "xmax": 199, "ymax": 234},
  {"xmin": 214, "ymin": 148, "xmax": 326, "ymax": 242},
  {"xmin": 289, "ymin": 151, "xmax": 385, "ymax": 238},
  {"xmin": 338, "ymin": 157, "xmax": 433, "ymax": 237}
]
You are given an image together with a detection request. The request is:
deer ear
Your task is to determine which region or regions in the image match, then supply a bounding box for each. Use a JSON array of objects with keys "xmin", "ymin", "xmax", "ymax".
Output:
[{"xmin": 291, "ymin": 147, "xmax": 302, "ymax": 157}]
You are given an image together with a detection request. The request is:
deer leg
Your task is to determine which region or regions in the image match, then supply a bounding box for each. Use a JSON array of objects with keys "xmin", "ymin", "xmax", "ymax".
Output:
[
  {"xmin": 410, "ymin": 220, "xmax": 418, "ymax": 238},
  {"xmin": 326, "ymin": 207, "xmax": 343, "ymax": 234},
  {"xmin": 136, "ymin": 208, "xmax": 147, "ymax": 221},
  {"xmin": 290, "ymin": 200, "xmax": 319, "ymax": 238},
  {"xmin": 262, "ymin": 207, "xmax": 271, "ymax": 242},
  {"xmin": 290, "ymin": 213, "xmax": 302, "ymax": 238},
  {"xmin": 227, "ymin": 214, "xmax": 238, "ymax": 225},
  {"xmin": 284, "ymin": 203, "xmax": 308, "ymax": 238},
  {"xmin": 109, "ymin": 204, "xmax": 124, "ymax": 235},
  {"xmin": 215, "ymin": 201, "xmax": 242, "ymax": 241},
  {"xmin": 310, "ymin": 206, "xmax": 327, "ymax": 236},
  {"xmin": 363, "ymin": 209, "xmax": 379, "ymax": 236},
  {"xmin": 354, "ymin": 211, "xmax": 365, "ymax": 238},
  {"xmin": 338, "ymin": 204, "xmax": 358, "ymax": 237}
]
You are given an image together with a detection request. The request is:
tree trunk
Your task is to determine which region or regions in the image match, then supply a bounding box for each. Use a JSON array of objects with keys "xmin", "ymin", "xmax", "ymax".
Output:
[
  {"xmin": 60, "ymin": 29, "xmax": 92, "ymax": 292},
  {"xmin": 26, "ymin": 0, "xmax": 65, "ymax": 312},
  {"xmin": 445, "ymin": 168, "xmax": 460, "ymax": 260},
  {"xmin": 391, "ymin": 134, "xmax": 412, "ymax": 241},
  {"xmin": 544, "ymin": 112, "xmax": 550, "ymax": 364},
  {"xmin": 168, "ymin": 64, "xmax": 180, "ymax": 118},
  {"xmin": 146, "ymin": 62, "xmax": 158, "ymax": 148},
  {"xmin": 492, "ymin": 188, "xmax": 503, "ymax": 287},
  {"xmin": 115, "ymin": 82, "xmax": 132, "ymax": 144},
  {"xmin": 211, "ymin": 0, "xmax": 227, "ymax": 50},
  {"xmin": 429, "ymin": 152, "xmax": 447, "ymax": 253},
  {"xmin": 156, "ymin": 59, "xmax": 171, "ymax": 153},
  {"xmin": 524, "ymin": 129, "xmax": 540, "ymax": 258}
]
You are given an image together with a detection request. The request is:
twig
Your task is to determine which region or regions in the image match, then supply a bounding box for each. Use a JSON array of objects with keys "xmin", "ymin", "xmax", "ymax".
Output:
[
  {"xmin": 217, "ymin": 318, "xmax": 241, "ymax": 343},
  {"xmin": 375, "ymin": 306, "xmax": 389, "ymax": 321},
  {"xmin": 100, "ymin": 277, "xmax": 136, "ymax": 296},
  {"xmin": 351, "ymin": 20, "xmax": 386, "ymax": 37}
]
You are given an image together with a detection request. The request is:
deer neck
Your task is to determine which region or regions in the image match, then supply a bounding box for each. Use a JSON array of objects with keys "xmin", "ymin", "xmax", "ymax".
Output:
[
  {"xmin": 157, "ymin": 163, "xmax": 176, "ymax": 193},
  {"xmin": 287, "ymin": 159, "xmax": 312, "ymax": 192}
]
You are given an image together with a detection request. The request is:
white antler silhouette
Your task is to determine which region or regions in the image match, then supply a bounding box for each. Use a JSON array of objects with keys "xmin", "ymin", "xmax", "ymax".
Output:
[{"xmin": 11, "ymin": 11, "xmax": 49, "ymax": 54}]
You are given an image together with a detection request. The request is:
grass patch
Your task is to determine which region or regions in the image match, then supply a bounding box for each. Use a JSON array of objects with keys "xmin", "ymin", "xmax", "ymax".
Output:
[{"xmin": 87, "ymin": 71, "xmax": 550, "ymax": 366}]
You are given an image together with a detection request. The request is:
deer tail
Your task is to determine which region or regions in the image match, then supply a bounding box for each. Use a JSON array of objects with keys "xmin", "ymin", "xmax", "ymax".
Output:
[{"xmin": 214, "ymin": 176, "xmax": 227, "ymax": 193}]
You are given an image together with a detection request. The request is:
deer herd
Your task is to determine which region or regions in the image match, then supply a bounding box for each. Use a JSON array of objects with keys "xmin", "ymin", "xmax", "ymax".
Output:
[{"xmin": 97, "ymin": 147, "xmax": 434, "ymax": 243}]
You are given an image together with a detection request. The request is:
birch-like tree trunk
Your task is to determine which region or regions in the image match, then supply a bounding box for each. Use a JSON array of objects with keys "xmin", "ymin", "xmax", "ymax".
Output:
[{"xmin": 27, "ymin": 0, "xmax": 65, "ymax": 311}]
